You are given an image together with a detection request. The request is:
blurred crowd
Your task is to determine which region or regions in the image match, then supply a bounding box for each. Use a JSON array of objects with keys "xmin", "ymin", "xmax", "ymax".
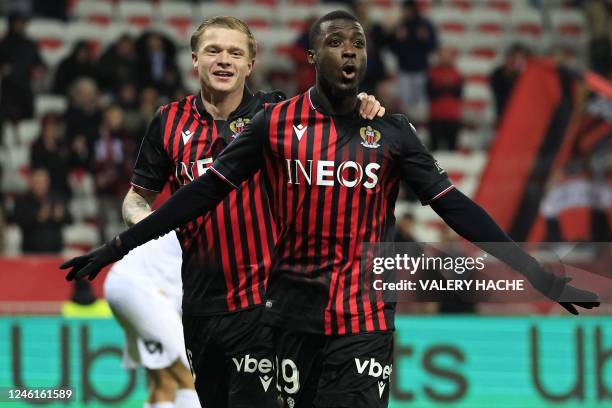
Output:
[{"xmin": 0, "ymin": 0, "xmax": 609, "ymax": 256}]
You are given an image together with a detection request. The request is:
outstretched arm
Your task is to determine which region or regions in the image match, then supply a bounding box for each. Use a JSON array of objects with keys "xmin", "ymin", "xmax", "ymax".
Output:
[
  {"xmin": 395, "ymin": 115, "xmax": 598, "ymax": 314},
  {"xmin": 430, "ymin": 188, "xmax": 599, "ymax": 315},
  {"xmin": 61, "ymin": 110, "xmax": 268, "ymax": 281}
]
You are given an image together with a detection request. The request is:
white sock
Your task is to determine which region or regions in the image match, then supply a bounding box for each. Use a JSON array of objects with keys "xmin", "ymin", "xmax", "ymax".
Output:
[
  {"xmin": 149, "ymin": 403, "xmax": 175, "ymax": 408},
  {"xmin": 143, "ymin": 404, "xmax": 151, "ymax": 408},
  {"xmin": 175, "ymin": 389, "xmax": 201, "ymax": 408}
]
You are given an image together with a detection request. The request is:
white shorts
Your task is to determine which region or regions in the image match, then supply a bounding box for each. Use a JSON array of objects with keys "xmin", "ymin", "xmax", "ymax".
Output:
[{"xmin": 104, "ymin": 267, "xmax": 188, "ymax": 370}]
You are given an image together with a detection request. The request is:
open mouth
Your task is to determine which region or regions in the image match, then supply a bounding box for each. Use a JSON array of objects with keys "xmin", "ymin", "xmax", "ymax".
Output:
[
  {"xmin": 341, "ymin": 65, "xmax": 356, "ymax": 80},
  {"xmin": 213, "ymin": 70, "xmax": 234, "ymax": 79}
]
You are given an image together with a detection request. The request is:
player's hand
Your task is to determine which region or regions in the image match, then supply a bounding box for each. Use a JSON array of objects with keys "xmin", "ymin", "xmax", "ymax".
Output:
[
  {"xmin": 524, "ymin": 266, "xmax": 600, "ymax": 315},
  {"xmin": 60, "ymin": 237, "xmax": 127, "ymax": 281},
  {"xmin": 556, "ymin": 278, "xmax": 600, "ymax": 315},
  {"xmin": 357, "ymin": 92, "xmax": 386, "ymax": 119}
]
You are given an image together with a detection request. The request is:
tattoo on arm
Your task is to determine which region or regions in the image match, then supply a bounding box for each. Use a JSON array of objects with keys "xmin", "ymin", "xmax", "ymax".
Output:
[{"xmin": 122, "ymin": 187, "xmax": 158, "ymax": 227}]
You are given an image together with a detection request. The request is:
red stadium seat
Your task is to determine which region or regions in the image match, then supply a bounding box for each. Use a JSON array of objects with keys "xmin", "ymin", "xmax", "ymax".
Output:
[
  {"xmin": 72, "ymin": 0, "xmax": 113, "ymax": 26},
  {"xmin": 117, "ymin": 0, "xmax": 154, "ymax": 28}
]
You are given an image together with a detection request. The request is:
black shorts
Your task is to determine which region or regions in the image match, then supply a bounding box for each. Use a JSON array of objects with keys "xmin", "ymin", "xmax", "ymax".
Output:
[
  {"xmin": 275, "ymin": 330, "xmax": 394, "ymax": 408},
  {"xmin": 183, "ymin": 307, "xmax": 278, "ymax": 408}
]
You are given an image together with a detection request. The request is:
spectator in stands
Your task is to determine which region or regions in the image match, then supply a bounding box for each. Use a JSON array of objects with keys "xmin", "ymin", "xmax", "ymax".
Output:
[
  {"xmin": 353, "ymin": 0, "xmax": 388, "ymax": 95},
  {"xmin": 138, "ymin": 86, "xmax": 161, "ymax": 130},
  {"xmin": 427, "ymin": 47, "xmax": 463, "ymax": 151},
  {"xmin": 0, "ymin": 12, "xmax": 45, "ymax": 125},
  {"xmin": 136, "ymin": 31, "xmax": 183, "ymax": 98},
  {"xmin": 97, "ymin": 34, "xmax": 139, "ymax": 94},
  {"xmin": 115, "ymin": 82, "xmax": 143, "ymax": 140},
  {"xmin": 489, "ymin": 43, "xmax": 531, "ymax": 122},
  {"xmin": 93, "ymin": 105, "xmax": 133, "ymax": 200},
  {"xmin": 389, "ymin": 0, "xmax": 438, "ymax": 119},
  {"xmin": 289, "ymin": 16, "xmax": 318, "ymax": 95},
  {"xmin": 93, "ymin": 105, "xmax": 133, "ymax": 240},
  {"xmin": 52, "ymin": 41, "xmax": 98, "ymax": 95},
  {"xmin": 64, "ymin": 77, "xmax": 101, "ymax": 171},
  {"xmin": 10, "ymin": 168, "xmax": 71, "ymax": 253},
  {"xmin": 30, "ymin": 113, "xmax": 71, "ymax": 198}
]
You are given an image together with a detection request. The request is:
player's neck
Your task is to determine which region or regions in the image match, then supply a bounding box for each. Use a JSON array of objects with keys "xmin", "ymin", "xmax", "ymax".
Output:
[
  {"xmin": 200, "ymin": 88, "xmax": 243, "ymax": 120},
  {"xmin": 314, "ymin": 83, "xmax": 358, "ymax": 115}
]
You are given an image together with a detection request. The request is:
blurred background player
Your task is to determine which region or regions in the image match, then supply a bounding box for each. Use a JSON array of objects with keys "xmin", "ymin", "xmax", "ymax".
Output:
[{"xmin": 104, "ymin": 231, "xmax": 200, "ymax": 408}]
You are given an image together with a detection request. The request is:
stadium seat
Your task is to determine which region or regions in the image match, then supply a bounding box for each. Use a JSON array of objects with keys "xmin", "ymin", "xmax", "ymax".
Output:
[
  {"xmin": 462, "ymin": 83, "xmax": 495, "ymax": 125},
  {"xmin": 231, "ymin": 5, "xmax": 275, "ymax": 30},
  {"xmin": 69, "ymin": 197, "xmax": 99, "ymax": 222},
  {"xmin": 16, "ymin": 120, "xmax": 40, "ymax": 145},
  {"xmin": 159, "ymin": 0, "xmax": 194, "ymax": 37},
  {"xmin": 456, "ymin": 57, "xmax": 495, "ymax": 84},
  {"xmin": 68, "ymin": 170, "xmax": 96, "ymax": 198},
  {"xmin": 35, "ymin": 95, "xmax": 68, "ymax": 116},
  {"xmin": 466, "ymin": 34, "xmax": 506, "ymax": 61},
  {"xmin": 483, "ymin": 0, "xmax": 513, "ymax": 13},
  {"xmin": 428, "ymin": 7, "xmax": 470, "ymax": 35},
  {"xmin": 4, "ymin": 225, "xmax": 22, "ymax": 256},
  {"xmin": 72, "ymin": 0, "xmax": 114, "ymax": 26},
  {"xmin": 198, "ymin": 3, "xmax": 234, "ymax": 20},
  {"xmin": 40, "ymin": 43, "xmax": 72, "ymax": 69},
  {"xmin": 449, "ymin": 0, "xmax": 474, "ymax": 12},
  {"xmin": 63, "ymin": 223, "xmax": 100, "ymax": 248},
  {"xmin": 277, "ymin": 5, "xmax": 319, "ymax": 31},
  {"xmin": 117, "ymin": 0, "xmax": 154, "ymax": 28},
  {"xmin": 26, "ymin": 19, "xmax": 67, "ymax": 52},
  {"xmin": 468, "ymin": 9, "xmax": 507, "ymax": 35},
  {"xmin": 550, "ymin": 8, "xmax": 586, "ymax": 39},
  {"xmin": 509, "ymin": 8, "xmax": 542, "ymax": 40}
]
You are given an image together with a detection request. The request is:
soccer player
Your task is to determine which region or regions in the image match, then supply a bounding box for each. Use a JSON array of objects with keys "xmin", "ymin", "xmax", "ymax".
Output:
[
  {"xmin": 98, "ymin": 16, "xmax": 383, "ymax": 408},
  {"xmin": 104, "ymin": 232, "xmax": 200, "ymax": 408},
  {"xmin": 61, "ymin": 11, "xmax": 599, "ymax": 408}
]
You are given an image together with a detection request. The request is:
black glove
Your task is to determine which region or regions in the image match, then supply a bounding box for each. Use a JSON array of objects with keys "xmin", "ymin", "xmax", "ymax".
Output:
[
  {"xmin": 60, "ymin": 237, "xmax": 128, "ymax": 281},
  {"xmin": 523, "ymin": 265, "xmax": 600, "ymax": 315}
]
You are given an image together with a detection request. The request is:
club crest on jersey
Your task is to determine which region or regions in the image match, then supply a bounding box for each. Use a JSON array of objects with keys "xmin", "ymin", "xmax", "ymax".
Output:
[
  {"xmin": 229, "ymin": 117, "xmax": 250, "ymax": 138},
  {"xmin": 360, "ymin": 126, "xmax": 381, "ymax": 149}
]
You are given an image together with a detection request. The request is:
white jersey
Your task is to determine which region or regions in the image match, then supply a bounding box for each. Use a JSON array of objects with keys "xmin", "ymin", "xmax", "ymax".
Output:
[
  {"xmin": 104, "ymin": 231, "xmax": 185, "ymax": 370},
  {"xmin": 108, "ymin": 231, "xmax": 183, "ymax": 307}
]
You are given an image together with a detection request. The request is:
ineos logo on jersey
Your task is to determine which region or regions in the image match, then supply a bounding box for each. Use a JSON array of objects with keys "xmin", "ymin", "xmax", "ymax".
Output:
[
  {"xmin": 286, "ymin": 159, "xmax": 380, "ymax": 189},
  {"xmin": 354, "ymin": 358, "xmax": 392, "ymax": 399},
  {"xmin": 232, "ymin": 355, "xmax": 274, "ymax": 392},
  {"xmin": 174, "ymin": 158, "xmax": 213, "ymax": 185}
]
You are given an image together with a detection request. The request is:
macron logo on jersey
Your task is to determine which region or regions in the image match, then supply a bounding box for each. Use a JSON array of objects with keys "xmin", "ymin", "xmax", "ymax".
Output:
[
  {"xmin": 232, "ymin": 355, "xmax": 274, "ymax": 392},
  {"xmin": 293, "ymin": 124, "xmax": 307, "ymax": 141},
  {"xmin": 181, "ymin": 129, "xmax": 193, "ymax": 144},
  {"xmin": 354, "ymin": 358, "xmax": 392, "ymax": 398}
]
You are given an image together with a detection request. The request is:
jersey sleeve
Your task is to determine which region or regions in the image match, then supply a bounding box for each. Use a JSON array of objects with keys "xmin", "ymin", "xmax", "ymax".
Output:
[
  {"xmin": 131, "ymin": 109, "xmax": 172, "ymax": 192},
  {"xmin": 396, "ymin": 115, "xmax": 454, "ymax": 205},
  {"xmin": 210, "ymin": 109, "xmax": 266, "ymax": 188}
]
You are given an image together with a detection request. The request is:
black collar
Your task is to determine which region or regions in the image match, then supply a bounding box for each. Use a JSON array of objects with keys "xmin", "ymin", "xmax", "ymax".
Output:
[
  {"xmin": 307, "ymin": 86, "xmax": 359, "ymax": 118},
  {"xmin": 193, "ymin": 87, "xmax": 254, "ymax": 121}
]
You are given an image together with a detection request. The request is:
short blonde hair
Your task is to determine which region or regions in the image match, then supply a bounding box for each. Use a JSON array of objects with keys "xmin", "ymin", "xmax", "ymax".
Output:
[{"xmin": 190, "ymin": 16, "xmax": 257, "ymax": 58}]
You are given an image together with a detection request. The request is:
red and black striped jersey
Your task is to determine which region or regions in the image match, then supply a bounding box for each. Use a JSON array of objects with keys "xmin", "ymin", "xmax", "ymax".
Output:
[
  {"xmin": 211, "ymin": 88, "xmax": 454, "ymax": 335},
  {"xmin": 131, "ymin": 88, "xmax": 285, "ymax": 315}
]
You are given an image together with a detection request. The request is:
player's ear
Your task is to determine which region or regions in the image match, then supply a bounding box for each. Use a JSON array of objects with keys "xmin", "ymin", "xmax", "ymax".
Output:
[
  {"xmin": 246, "ymin": 58, "xmax": 255, "ymax": 76},
  {"xmin": 307, "ymin": 49, "xmax": 315, "ymax": 65},
  {"xmin": 191, "ymin": 52, "xmax": 198, "ymax": 70}
]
